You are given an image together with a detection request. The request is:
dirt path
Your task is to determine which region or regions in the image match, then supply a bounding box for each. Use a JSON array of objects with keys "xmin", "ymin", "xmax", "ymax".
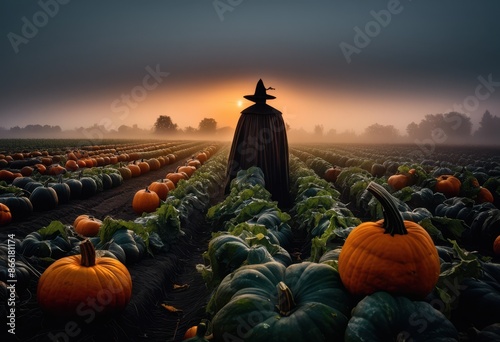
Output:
[{"xmin": 3, "ymin": 151, "xmax": 226, "ymax": 342}]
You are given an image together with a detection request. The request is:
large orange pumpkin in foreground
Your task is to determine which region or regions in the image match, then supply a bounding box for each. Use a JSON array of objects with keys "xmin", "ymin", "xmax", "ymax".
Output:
[
  {"xmin": 338, "ymin": 182, "xmax": 440, "ymax": 299},
  {"xmin": 37, "ymin": 239, "xmax": 132, "ymax": 316}
]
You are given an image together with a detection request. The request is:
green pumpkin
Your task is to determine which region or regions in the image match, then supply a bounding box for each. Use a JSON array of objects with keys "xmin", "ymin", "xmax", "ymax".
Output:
[
  {"xmin": 29, "ymin": 186, "xmax": 58, "ymax": 211},
  {"xmin": 345, "ymin": 291, "xmax": 458, "ymax": 342},
  {"xmin": 0, "ymin": 194, "xmax": 33, "ymax": 219},
  {"xmin": 210, "ymin": 261, "xmax": 351, "ymax": 342},
  {"xmin": 203, "ymin": 234, "xmax": 291, "ymax": 288},
  {"xmin": 456, "ymin": 277, "xmax": 500, "ymax": 330},
  {"xmin": 109, "ymin": 172, "xmax": 123, "ymax": 188},
  {"xmin": 64, "ymin": 179, "xmax": 82, "ymax": 199},
  {"xmin": 79, "ymin": 176, "xmax": 98, "ymax": 199},
  {"xmin": 111, "ymin": 229, "xmax": 141, "ymax": 264},
  {"xmin": 48, "ymin": 180, "xmax": 71, "ymax": 204}
]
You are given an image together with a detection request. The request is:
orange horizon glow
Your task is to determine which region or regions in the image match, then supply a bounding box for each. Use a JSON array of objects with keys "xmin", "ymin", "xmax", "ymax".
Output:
[{"xmin": 3, "ymin": 77, "xmax": 491, "ymax": 136}]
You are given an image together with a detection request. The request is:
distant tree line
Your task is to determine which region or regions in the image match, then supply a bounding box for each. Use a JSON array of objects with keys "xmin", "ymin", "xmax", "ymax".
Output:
[
  {"xmin": 2, "ymin": 111, "xmax": 499, "ymax": 145},
  {"xmin": 304, "ymin": 110, "xmax": 500, "ymax": 145},
  {"xmin": 6, "ymin": 124, "xmax": 62, "ymax": 134}
]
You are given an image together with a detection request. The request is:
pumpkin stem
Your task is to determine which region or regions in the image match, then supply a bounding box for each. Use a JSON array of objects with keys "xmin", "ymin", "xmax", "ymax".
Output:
[
  {"xmin": 196, "ymin": 321, "xmax": 208, "ymax": 337},
  {"xmin": 80, "ymin": 239, "xmax": 96, "ymax": 267},
  {"xmin": 276, "ymin": 281, "xmax": 296, "ymax": 316},
  {"xmin": 367, "ymin": 182, "xmax": 407, "ymax": 236}
]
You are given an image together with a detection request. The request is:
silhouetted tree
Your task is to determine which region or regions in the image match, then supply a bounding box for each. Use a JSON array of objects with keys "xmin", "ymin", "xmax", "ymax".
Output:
[
  {"xmin": 475, "ymin": 110, "xmax": 500, "ymax": 144},
  {"xmin": 314, "ymin": 124, "xmax": 324, "ymax": 136},
  {"xmin": 184, "ymin": 126, "xmax": 197, "ymax": 134},
  {"xmin": 363, "ymin": 123, "xmax": 400, "ymax": 141},
  {"xmin": 198, "ymin": 118, "xmax": 217, "ymax": 133},
  {"xmin": 154, "ymin": 115, "xmax": 178, "ymax": 134},
  {"xmin": 326, "ymin": 128, "xmax": 337, "ymax": 136},
  {"xmin": 405, "ymin": 112, "xmax": 472, "ymax": 144},
  {"xmin": 406, "ymin": 122, "xmax": 419, "ymax": 139}
]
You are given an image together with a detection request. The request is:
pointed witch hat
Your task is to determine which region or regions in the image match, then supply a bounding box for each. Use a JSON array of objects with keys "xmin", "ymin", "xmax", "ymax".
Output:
[{"xmin": 244, "ymin": 79, "xmax": 276, "ymax": 103}]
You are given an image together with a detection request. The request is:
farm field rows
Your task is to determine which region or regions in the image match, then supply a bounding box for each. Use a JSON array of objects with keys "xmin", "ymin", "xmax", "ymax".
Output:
[{"xmin": 1, "ymin": 140, "xmax": 500, "ymax": 341}]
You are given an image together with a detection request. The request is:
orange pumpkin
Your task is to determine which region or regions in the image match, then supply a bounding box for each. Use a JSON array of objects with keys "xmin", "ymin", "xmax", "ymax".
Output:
[
  {"xmin": 37, "ymin": 239, "xmax": 132, "ymax": 316},
  {"xmin": 162, "ymin": 179, "xmax": 176, "ymax": 191},
  {"xmin": 137, "ymin": 160, "xmax": 150, "ymax": 174},
  {"xmin": 494, "ymin": 235, "xmax": 500, "ymax": 256},
  {"xmin": 195, "ymin": 152, "xmax": 208, "ymax": 164},
  {"xmin": 476, "ymin": 187, "xmax": 494, "ymax": 204},
  {"xmin": 166, "ymin": 154, "xmax": 176, "ymax": 163},
  {"xmin": 387, "ymin": 169, "xmax": 415, "ymax": 191},
  {"xmin": 34, "ymin": 163, "xmax": 47, "ymax": 174},
  {"xmin": 132, "ymin": 187, "xmax": 160, "ymax": 214},
  {"xmin": 183, "ymin": 321, "xmax": 209, "ymax": 340},
  {"xmin": 47, "ymin": 164, "xmax": 66, "ymax": 176},
  {"xmin": 20, "ymin": 166, "xmax": 34, "ymax": 177},
  {"xmin": 177, "ymin": 165, "xmax": 196, "ymax": 178},
  {"xmin": 0, "ymin": 170, "xmax": 16, "ymax": 183},
  {"xmin": 0, "ymin": 203, "xmax": 12, "ymax": 226},
  {"xmin": 166, "ymin": 172, "xmax": 188, "ymax": 185},
  {"xmin": 127, "ymin": 164, "xmax": 142, "ymax": 177},
  {"xmin": 183, "ymin": 325, "xmax": 198, "ymax": 339},
  {"xmin": 187, "ymin": 158, "xmax": 202, "ymax": 169},
  {"xmin": 65, "ymin": 159, "xmax": 79, "ymax": 171},
  {"xmin": 435, "ymin": 174, "xmax": 461, "ymax": 197},
  {"xmin": 324, "ymin": 167, "xmax": 342, "ymax": 183},
  {"xmin": 74, "ymin": 215, "xmax": 103, "ymax": 237},
  {"xmin": 149, "ymin": 180, "xmax": 170, "ymax": 201},
  {"xmin": 338, "ymin": 182, "xmax": 440, "ymax": 299},
  {"xmin": 147, "ymin": 158, "xmax": 161, "ymax": 171}
]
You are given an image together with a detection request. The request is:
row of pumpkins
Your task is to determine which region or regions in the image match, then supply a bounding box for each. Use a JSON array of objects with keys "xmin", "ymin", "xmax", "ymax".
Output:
[
  {"xmin": 0, "ymin": 144, "xmax": 218, "ymax": 226},
  {"xmin": 184, "ymin": 161, "xmax": 500, "ymax": 340},
  {"xmin": 34, "ymin": 146, "xmax": 220, "ymax": 321}
]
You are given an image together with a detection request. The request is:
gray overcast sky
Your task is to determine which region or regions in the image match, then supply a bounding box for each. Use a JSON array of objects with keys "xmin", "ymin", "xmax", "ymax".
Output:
[{"xmin": 1, "ymin": 0, "xmax": 499, "ymax": 133}]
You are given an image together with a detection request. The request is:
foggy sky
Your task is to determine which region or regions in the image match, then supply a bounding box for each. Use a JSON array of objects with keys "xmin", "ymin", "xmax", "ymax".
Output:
[{"xmin": 1, "ymin": 0, "xmax": 499, "ymax": 134}]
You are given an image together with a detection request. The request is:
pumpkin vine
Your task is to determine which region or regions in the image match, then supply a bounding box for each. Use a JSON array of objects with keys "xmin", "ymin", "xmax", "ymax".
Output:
[{"xmin": 367, "ymin": 182, "xmax": 407, "ymax": 236}]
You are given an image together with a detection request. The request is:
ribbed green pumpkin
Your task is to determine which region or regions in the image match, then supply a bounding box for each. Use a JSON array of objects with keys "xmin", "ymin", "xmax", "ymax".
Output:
[
  {"xmin": 345, "ymin": 291, "xmax": 458, "ymax": 342},
  {"xmin": 210, "ymin": 261, "xmax": 351, "ymax": 342}
]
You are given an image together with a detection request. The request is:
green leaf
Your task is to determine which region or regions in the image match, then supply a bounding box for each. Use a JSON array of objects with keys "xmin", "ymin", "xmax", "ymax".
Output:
[
  {"xmin": 38, "ymin": 220, "xmax": 67, "ymax": 240},
  {"xmin": 434, "ymin": 240, "xmax": 482, "ymax": 318},
  {"xmin": 99, "ymin": 216, "xmax": 149, "ymax": 247},
  {"xmin": 419, "ymin": 217, "xmax": 466, "ymax": 245}
]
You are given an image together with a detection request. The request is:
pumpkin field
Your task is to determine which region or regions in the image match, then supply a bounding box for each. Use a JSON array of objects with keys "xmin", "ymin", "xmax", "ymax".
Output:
[{"xmin": 1, "ymin": 139, "xmax": 500, "ymax": 341}]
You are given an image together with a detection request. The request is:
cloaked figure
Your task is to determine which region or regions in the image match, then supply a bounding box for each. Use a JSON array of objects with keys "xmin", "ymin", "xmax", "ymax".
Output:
[{"xmin": 226, "ymin": 79, "xmax": 290, "ymax": 208}]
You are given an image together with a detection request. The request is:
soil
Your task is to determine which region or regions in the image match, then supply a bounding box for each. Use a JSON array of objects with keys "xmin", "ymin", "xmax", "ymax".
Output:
[{"xmin": 1, "ymin": 156, "xmax": 225, "ymax": 342}]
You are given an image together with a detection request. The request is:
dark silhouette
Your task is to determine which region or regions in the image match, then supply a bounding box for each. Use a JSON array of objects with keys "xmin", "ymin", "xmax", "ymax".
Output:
[
  {"xmin": 153, "ymin": 115, "xmax": 178, "ymax": 134},
  {"xmin": 406, "ymin": 112, "xmax": 472, "ymax": 144},
  {"xmin": 198, "ymin": 118, "xmax": 217, "ymax": 134},
  {"xmin": 474, "ymin": 110, "xmax": 500, "ymax": 145},
  {"xmin": 226, "ymin": 79, "xmax": 290, "ymax": 207},
  {"xmin": 363, "ymin": 123, "xmax": 400, "ymax": 142}
]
